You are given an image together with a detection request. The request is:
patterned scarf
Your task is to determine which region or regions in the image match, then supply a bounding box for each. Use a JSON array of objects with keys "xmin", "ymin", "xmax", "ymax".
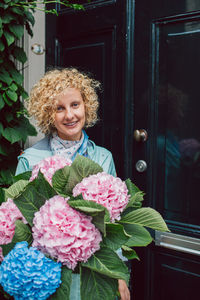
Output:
[{"xmin": 50, "ymin": 130, "xmax": 89, "ymax": 161}]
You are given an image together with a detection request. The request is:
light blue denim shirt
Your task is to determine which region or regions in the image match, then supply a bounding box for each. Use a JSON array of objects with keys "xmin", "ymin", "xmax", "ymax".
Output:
[
  {"xmin": 16, "ymin": 136, "xmax": 116, "ymax": 177},
  {"xmin": 15, "ymin": 135, "xmax": 120, "ymax": 300}
]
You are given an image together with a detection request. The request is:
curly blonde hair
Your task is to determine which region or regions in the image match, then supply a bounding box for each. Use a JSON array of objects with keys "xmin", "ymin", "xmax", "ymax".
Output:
[{"xmin": 27, "ymin": 68, "xmax": 100, "ymax": 134}]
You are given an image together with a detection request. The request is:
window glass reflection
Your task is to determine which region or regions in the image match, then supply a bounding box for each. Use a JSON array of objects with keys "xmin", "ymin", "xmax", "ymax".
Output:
[{"xmin": 157, "ymin": 21, "xmax": 200, "ymax": 226}]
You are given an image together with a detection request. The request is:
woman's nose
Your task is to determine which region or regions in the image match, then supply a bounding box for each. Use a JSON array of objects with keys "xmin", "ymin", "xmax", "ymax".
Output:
[{"xmin": 64, "ymin": 108, "xmax": 73, "ymax": 119}]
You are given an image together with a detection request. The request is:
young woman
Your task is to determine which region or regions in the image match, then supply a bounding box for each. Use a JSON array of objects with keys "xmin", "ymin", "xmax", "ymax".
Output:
[{"xmin": 16, "ymin": 68, "xmax": 130, "ymax": 300}]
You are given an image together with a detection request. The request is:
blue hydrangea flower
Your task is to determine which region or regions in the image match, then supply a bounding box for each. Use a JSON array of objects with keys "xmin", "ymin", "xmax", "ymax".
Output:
[{"xmin": 0, "ymin": 241, "xmax": 62, "ymax": 300}]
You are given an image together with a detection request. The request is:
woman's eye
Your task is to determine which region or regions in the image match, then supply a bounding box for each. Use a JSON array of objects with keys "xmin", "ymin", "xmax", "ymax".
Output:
[
  {"xmin": 56, "ymin": 106, "xmax": 64, "ymax": 111},
  {"xmin": 72, "ymin": 103, "xmax": 79, "ymax": 108}
]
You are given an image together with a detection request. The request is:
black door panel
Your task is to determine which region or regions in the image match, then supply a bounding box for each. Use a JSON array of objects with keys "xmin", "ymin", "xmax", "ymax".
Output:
[
  {"xmin": 46, "ymin": 0, "xmax": 126, "ymax": 176},
  {"xmin": 133, "ymin": 1, "xmax": 200, "ymax": 299},
  {"xmin": 46, "ymin": 1, "xmax": 200, "ymax": 299}
]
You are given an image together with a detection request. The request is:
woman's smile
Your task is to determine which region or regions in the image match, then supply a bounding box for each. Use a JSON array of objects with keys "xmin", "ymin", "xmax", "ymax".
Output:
[
  {"xmin": 63, "ymin": 121, "xmax": 79, "ymax": 126},
  {"xmin": 54, "ymin": 88, "xmax": 86, "ymax": 141}
]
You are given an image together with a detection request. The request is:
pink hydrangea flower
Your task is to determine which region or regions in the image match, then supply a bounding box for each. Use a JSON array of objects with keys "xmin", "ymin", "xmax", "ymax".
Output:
[
  {"xmin": 32, "ymin": 195, "xmax": 102, "ymax": 270},
  {"xmin": 0, "ymin": 247, "xmax": 3, "ymax": 262},
  {"xmin": 0, "ymin": 198, "xmax": 27, "ymax": 256},
  {"xmin": 73, "ymin": 172, "xmax": 130, "ymax": 222},
  {"xmin": 30, "ymin": 155, "xmax": 72, "ymax": 184}
]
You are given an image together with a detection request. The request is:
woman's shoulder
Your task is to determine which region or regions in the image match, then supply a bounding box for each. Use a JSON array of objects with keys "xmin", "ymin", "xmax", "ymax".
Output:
[
  {"xmin": 17, "ymin": 136, "xmax": 53, "ymax": 171},
  {"xmin": 25, "ymin": 136, "xmax": 51, "ymax": 151},
  {"xmin": 87, "ymin": 140, "xmax": 116, "ymax": 176},
  {"xmin": 87, "ymin": 140, "xmax": 112, "ymax": 159}
]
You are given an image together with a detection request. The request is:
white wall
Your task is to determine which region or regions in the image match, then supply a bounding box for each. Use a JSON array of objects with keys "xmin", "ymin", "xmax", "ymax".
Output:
[{"xmin": 23, "ymin": 7, "xmax": 45, "ymax": 147}]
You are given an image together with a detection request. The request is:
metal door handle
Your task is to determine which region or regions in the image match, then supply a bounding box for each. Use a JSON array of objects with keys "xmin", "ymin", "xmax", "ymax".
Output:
[
  {"xmin": 134, "ymin": 129, "xmax": 148, "ymax": 142},
  {"xmin": 155, "ymin": 231, "xmax": 200, "ymax": 256}
]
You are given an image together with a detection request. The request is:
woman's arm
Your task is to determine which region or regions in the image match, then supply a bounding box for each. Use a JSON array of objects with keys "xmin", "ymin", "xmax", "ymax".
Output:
[{"xmin": 118, "ymin": 279, "xmax": 131, "ymax": 300}]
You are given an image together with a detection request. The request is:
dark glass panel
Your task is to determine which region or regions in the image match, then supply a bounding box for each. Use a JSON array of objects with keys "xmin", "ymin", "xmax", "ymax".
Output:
[{"xmin": 156, "ymin": 20, "xmax": 200, "ymax": 228}]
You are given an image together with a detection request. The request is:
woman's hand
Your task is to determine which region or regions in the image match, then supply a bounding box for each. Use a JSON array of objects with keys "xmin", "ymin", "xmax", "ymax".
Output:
[{"xmin": 118, "ymin": 279, "xmax": 130, "ymax": 300}]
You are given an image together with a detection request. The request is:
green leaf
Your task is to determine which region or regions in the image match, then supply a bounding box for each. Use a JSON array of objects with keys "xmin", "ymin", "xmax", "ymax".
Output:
[
  {"xmin": 8, "ymin": 24, "xmax": 24, "ymax": 39},
  {"xmin": 21, "ymin": 89, "xmax": 28, "ymax": 99},
  {"xmin": 4, "ymin": 179, "xmax": 29, "ymax": 200},
  {"xmin": 50, "ymin": 266, "xmax": 72, "ymax": 300},
  {"xmin": 70, "ymin": 155, "xmax": 103, "ymax": 186},
  {"xmin": 82, "ymin": 246, "xmax": 130, "ymax": 284},
  {"xmin": 9, "ymin": 82, "xmax": 18, "ymax": 91},
  {"xmin": 0, "ymin": 168, "xmax": 14, "ymax": 186},
  {"xmin": 81, "ymin": 267, "xmax": 118, "ymax": 300},
  {"xmin": 14, "ymin": 220, "xmax": 33, "ymax": 245},
  {"xmin": 13, "ymin": 171, "xmax": 32, "ymax": 182},
  {"xmin": 2, "ymin": 13, "xmax": 15, "ymax": 24},
  {"xmin": 124, "ymin": 179, "xmax": 145, "ymax": 211},
  {"xmin": 122, "ymin": 192, "xmax": 144, "ymax": 215},
  {"xmin": 52, "ymin": 155, "xmax": 103, "ymax": 195},
  {"xmin": 12, "ymin": 46, "xmax": 27, "ymax": 64},
  {"xmin": 6, "ymin": 89, "xmax": 18, "ymax": 101},
  {"xmin": 121, "ymin": 245, "xmax": 140, "ymax": 260},
  {"xmin": 9, "ymin": 67, "xmax": 23, "ymax": 84},
  {"xmin": 102, "ymin": 223, "xmax": 130, "ymax": 251},
  {"xmin": 16, "ymin": 116, "xmax": 37, "ymax": 140},
  {"xmin": 91, "ymin": 210, "xmax": 108, "ymax": 235},
  {"xmin": 0, "ymin": 40, "xmax": 5, "ymax": 51},
  {"xmin": 24, "ymin": 10, "xmax": 35, "ymax": 26},
  {"xmin": 3, "ymin": 92, "xmax": 12, "ymax": 106},
  {"xmin": 119, "ymin": 207, "xmax": 170, "ymax": 232},
  {"xmin": 10, "ymin": 7, "xmax": 24, "ymax": 16},
  {"xmin": 0, "ymin": 84, "xmax": 6, "ymax": 90},
  {"xmin": 123, "ymin": 223, "xmax": 153, "ymax": 247},
  {"xmin": 2, "ymin": 127, "xmax": 23, "ymax": 143},
  {"xmin": 14, "ymin": 172, "xmax": 57, "ymax": 226},
  {"xmin": 68, "ymin": 199, "xmax": 108, "ymax": 217},
  {"xmin": 125, "ymin": 178, "xmax": 141, "ymax": 195},
  {"xmin": 0, "ymin": 71, "xmax": 12, "ymax": 85},
  {"xmin": 0, "ymin": 187, "xmax": 5, "ymax": 204},
  {"xmin": 1, "ymin": 220, "xmax": 33, "ymax": 256},
  {"xmin": 68, "ymin": 199, "xmax": 110, "ymax": 235},
  {"xmin": 0, "ymin": 94, "xmax": 5, "ymax": 109},
  {"xmin": 52, "ymin": 165, "xmax": 71, "ymax": 195},
  {"xmin": 4, "ymin": 30, "xmax": 15, "ymax": 46}
]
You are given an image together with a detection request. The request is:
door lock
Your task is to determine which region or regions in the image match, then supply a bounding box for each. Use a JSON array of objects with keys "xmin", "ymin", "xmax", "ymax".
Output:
[
  {"xmin": 134, "ymin": 129, "xmax": 148, "ymax": 142},
  {"xmin": 135, "ymin": 160, "xmax": 147, "ymax": 172}
]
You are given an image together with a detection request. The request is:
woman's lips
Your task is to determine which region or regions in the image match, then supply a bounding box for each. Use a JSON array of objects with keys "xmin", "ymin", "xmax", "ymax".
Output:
[{"xmin": 63, "ymin": 121, "xmax": 78, "ymax": 127}]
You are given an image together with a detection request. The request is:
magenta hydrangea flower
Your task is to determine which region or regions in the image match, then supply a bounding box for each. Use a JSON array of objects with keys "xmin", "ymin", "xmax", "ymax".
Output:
[
  {"xmin": 0, "ymin": 198, "xmax": 27, "ymax": 248},
  {"xmin": 32, "ymin": 195, "xmax": 102, "ymax": 270},
  {"xmin": 73, "ymin": 172, "xmax": 130, "ymax": 222},
  {"xmin": 30, "ymin": 155, "xmax": 72, "ymax": 184}
]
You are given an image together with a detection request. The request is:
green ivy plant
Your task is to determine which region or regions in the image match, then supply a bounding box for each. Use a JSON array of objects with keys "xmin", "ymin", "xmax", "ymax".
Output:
[{"xmin": 0, "ymin": 0, "xmax": 87, "ymax": 188}]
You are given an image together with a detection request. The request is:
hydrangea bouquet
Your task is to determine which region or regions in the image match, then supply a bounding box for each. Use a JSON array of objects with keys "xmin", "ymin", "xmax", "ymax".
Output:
[{"xmin": 0, "ymin": 155, "xmax": 169, "ymax": 300}]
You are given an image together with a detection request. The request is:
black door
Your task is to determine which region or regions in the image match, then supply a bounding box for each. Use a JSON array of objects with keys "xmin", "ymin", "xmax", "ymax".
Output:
[
  {"xmin": 46, "ymin": 0, "xmax": 129, "ymax": 177},
  {"xmin": 133, "ymin": 1, "xmax": 200, "ymax": 299},
  {"xmin": 46, "ymin": 1, "xmax": 200, "ymax": 299}
]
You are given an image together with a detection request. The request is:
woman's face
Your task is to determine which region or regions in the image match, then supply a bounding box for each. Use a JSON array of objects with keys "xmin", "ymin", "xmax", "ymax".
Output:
[{"xmin": 54, "ymin": 88, "xmax": 86, "ymax": 141}]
